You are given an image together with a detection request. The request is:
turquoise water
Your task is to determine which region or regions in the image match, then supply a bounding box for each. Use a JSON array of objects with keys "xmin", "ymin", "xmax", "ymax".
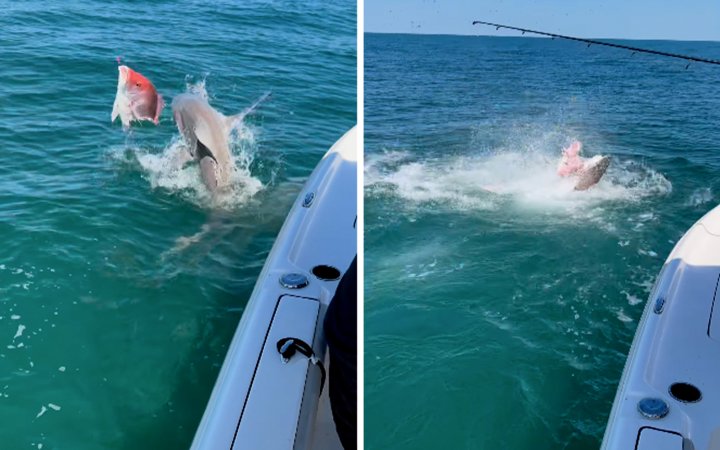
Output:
[
  {"xmin": 1, "ymin": 2, "xmax": 354, "ymax": 448},
  {"xmin": 364, "ymin": 33, "xmax": 720, "ymax": 449}
]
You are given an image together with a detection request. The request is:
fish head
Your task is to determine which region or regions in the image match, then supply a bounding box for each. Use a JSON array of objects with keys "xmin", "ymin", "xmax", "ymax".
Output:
[{"xmin": 118, "ymin": 65, "xmax": 164, "ymax": 124}]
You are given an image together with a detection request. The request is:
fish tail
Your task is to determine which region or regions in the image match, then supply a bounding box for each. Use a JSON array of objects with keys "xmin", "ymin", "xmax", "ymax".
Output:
[{"xmin": 111, "ymin": 97, "xmax": 119, "ymax": 123}]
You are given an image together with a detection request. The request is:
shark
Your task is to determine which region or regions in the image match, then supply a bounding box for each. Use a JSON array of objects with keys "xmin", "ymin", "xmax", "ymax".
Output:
[{"xmin": 171, "ymin": 92, "xmax": 270, "ymax": 192}]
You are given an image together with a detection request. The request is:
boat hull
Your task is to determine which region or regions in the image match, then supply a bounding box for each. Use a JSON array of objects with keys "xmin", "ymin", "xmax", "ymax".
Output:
[
  {"xmin": 601, "ymin": 204, "xmax": 720, "ymax": 450},
  {"xmin": 190, "ymin": 127, "xmax": 357, "ymax": 450}
]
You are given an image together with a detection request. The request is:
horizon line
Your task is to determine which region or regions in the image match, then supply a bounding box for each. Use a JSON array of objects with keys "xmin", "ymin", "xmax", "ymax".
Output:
[{"xmin": 364, "ymin": 30, "xmax": 720, "ymax": 44}]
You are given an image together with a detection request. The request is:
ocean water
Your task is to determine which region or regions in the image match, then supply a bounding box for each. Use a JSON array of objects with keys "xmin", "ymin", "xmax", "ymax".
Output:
[
  {"xmin": 0, "ymin": 2, "xmax": 355, "ymax": 449},
  {"xmin": 364, "ymin": 33, "xmax": 720, "ymax": 449}
]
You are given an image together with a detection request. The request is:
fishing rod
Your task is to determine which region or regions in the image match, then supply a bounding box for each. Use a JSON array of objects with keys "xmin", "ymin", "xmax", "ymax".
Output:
[{"xmin": 472, "ymin": 20, "xmax": 720, "ymax": 67}]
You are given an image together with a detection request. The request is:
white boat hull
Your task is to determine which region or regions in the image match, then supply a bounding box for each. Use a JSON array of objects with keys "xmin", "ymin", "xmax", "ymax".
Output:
[
  {"xmin": 602, "ymin": 204, "xmax": 720, "ymax": 450},
  {"xmin": 190, "ymin": 127, "xmax": 357, "ymax": 450}
]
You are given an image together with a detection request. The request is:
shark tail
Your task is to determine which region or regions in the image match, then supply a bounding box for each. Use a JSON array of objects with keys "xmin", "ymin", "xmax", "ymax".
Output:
[{"xmin": 225, "ymin": 91, "xmax": 272, "ymax": 129}]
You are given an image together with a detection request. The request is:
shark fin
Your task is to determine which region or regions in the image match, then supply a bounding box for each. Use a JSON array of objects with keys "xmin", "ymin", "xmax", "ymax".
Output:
[
  {"xmin": 225, "ymin": 91, "xmax": 272, "ymax": 129},
  {"xmin": 199, "ymin": 156, "xmax": 219, "ymax": 192}
]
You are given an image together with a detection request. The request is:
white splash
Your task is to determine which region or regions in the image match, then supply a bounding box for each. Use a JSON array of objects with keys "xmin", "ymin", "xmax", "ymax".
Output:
[
  {"xmin": 686, "ymin": 187, "xmax": 713, "ymax": 206},
  {"xmin": 185, "ymin": 76, "xmax": 210, "ymax": 100},
  {"xmin": 132, "ymin": 130, "xmax": 264, "ymax": 210},
  {"xmin": 622, "ymin": 290, "xmax": 644, "ymax": 306},
  {"xmin": 366, "ymin": 145, "xmax": 671, "ymax": 216},
  {"xmin": 13, "ymin": 324, "xmax": 25, "ymax": 339},
  {"xmin": 617, "ymin": 309, "xmax": 633, "ymax": 323}
]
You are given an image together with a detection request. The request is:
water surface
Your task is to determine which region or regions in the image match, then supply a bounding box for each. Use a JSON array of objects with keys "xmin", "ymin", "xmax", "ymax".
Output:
[
  {"xmin": 0, "ymin": 2, "xmax": 355, "ymax": 448},
  {"xmin": 364, "ymin": 32, "xmax": 720, "ymax": 450}
]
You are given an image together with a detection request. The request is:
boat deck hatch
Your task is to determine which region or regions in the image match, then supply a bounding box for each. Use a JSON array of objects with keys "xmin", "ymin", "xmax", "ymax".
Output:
[
  {"xmin": 635, "ymin": 428, "xmax": 683, "ymax": 450},
  {"xmin": 232, "ymin": 295, "xmax": 320, "ymax": 450}
]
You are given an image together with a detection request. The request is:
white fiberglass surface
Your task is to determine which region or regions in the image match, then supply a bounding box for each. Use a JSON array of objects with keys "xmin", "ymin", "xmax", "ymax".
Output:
[{"xmin": 602, "ymin": 204, "xmax": 720, "ymax": 450}]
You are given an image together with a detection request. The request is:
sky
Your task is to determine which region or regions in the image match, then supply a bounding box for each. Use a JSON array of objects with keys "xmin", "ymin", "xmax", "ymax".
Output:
[{"xmin": 365, "ymin": 0, "xmax": 720, "ymax": 41}]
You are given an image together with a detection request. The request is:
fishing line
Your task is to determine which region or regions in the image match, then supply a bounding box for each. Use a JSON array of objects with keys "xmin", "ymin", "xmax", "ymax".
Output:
[{"xmin": 472, "ymin": 20, "xmax": 720, "ymax": 68}]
